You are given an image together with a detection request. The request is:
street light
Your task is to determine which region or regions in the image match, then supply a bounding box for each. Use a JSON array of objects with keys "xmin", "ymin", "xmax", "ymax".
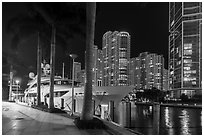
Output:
[
  {"xmin": 16, "ymin": 80, "xmax": 20, "ymax": 101},
  {"xmin": 69, "ymin": 54, "xmax": 78, "ymax": 115}
]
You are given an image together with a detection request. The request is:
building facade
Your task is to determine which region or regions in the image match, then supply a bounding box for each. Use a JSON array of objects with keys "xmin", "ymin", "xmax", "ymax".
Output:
[
  {"xmin": 78, "ymin": 69, "xmax": 85, "ymax": 86},
  {"xmin": 163, "ymin": 69, "xmax": 169, "ymax": 91},
  {"xmin": 74, "ymin": 62, "xmax": 81, "ymax": 82},
  {"xmin": 130, "ymin": 58, "xmax": 136, "ymax": 86},
  {"xmin": 130, "ymin": 57, "xmax": 141, "ymax": 88},
  {"xmin": 130, "ymin": 52, "xmax": 164, "ymax": 91},
  {"xmin": 169, "ymin": 2, "xmax": 202, "ymax": 98},
  {"xmin": 102, "ymin": 31, "xmax": 131, "ymax": 86},
  {"xmin": 141, "ymin": 52, "xmax": 164, "ymax": 90},
  {"xmin": 93, "ymin": 45, "xmax": 103, "ymax": 86}
]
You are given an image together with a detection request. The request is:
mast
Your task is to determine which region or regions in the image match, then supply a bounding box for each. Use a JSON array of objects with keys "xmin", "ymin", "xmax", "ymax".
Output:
[{"xmin": 62, "ymin": 62, "xmax": 65, "ymax": 79}]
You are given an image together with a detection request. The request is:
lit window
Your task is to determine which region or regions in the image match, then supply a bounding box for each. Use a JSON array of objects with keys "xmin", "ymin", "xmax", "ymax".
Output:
[
  {"xmin": 184, "ymin": 56, "xmax": 191, "ymax": 59},
  {"xmin": 184, "ymin": 50, "xmax": 192, "ymax": 55},
  {"xmin": 184, "ymin": 63, "xmax": 192, "ymax": 67},
  {"xmin": 191, "ymin": 70, "xmax": 196, "ymax": 73},
  {"xmin": 184, "ymin": 43, "xmax": 192, "ymax": 50},
  {"xmin": 176, "ymin": 60, "xmax": 181, "ymax": 65},
  {"xmin": 176, "ymin": 47, "xmax": 179, "ymax": 53},
  {"xmin": 184, "ymin": 77, "xmax": 196, "ymax": 81},
  {"xmin": 171, "ymin": 20, "xmax": 174, "ymax": 27},
  {"xmin": 184, "ymin": 77, "xmax": 189, "ymax": 81},
  {"xmin": 171, "ymin": 48, "xmax": 174, "ymax": 53},
  {"xmin": 184, "ymin": 67, "xmax": 191, "ymax": 70},
  {"xmin": 192, "ymin": 81, "xmax": 196, "ymax": 85},
  {"xmin": 184, "ymin": 59, "xmax": 192, "ymax": 63}
]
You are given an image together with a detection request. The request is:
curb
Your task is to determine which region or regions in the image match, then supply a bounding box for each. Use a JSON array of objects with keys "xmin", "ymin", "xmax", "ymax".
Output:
[{"xmin": 93, "ymin": 116, "xmax": 142, "ymax": 135}]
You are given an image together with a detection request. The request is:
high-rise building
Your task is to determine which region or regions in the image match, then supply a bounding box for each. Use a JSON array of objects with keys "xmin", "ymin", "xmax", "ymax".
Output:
[
  {"xmin": 163, "ymin": 69, "xmax": 169, "ymax": 91},
  {"xmin": 102, "ymin": 31, "xmax": 131, "ymax": 86},
  {"xmin": 74, "ymin": 62, "xmax": 81, "ymax": 82},
  {"xmin": 78, "ymin": 69, "xmax": 85, "ymax": 86},
  {"xmin": 169, "ymin": 2, "xmax": 202, "ymax": 98},
  {"xmin": 130, "ymin": 52, "xmax": 164, "ymax": 91},
  {"xmin": 130, "ymin": 58, "xmax": 136, "ymax": 86},
  {"xmin": 142, "ymin": 52, "xmax": 164, "ymax": 90},
  {"xmin": 93, "ymin": 45, "xmax": 103, "ymax": 86},
  {"xmin": 130, "ymin": 57, "xmax": 141, "ymax": 88},
  {"xmin": 134, "ymin": 57, "xmax": 141, "ymax": 89}
]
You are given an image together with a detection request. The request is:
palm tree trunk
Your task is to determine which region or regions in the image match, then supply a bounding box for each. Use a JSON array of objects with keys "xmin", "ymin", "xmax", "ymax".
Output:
[
  {"xmin": 49, "ymin": 25, "xmax": 56, "ymax": 109},
  {"xmin": 81, "ymin": 2, "xmax": 96, "ymax": 120},
  {"xmin": 37, "ymin": 32, "xmax": 42, "ymax": 106}
]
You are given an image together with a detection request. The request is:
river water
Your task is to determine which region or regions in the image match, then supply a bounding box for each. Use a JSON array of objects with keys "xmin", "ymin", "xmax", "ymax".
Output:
[{"xmin": 129, "ymin": 104, "xmax": 202, "ymax": 135}]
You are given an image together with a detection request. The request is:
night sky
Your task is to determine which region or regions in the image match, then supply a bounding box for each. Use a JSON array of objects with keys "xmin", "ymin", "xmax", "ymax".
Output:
[
  {"xmin": 95, "ymin": 2, "xmax": 169, "ymax": 67},
  {"xmin": 2, "ymin": 2, "xmax": 169, "ymax": 88}
]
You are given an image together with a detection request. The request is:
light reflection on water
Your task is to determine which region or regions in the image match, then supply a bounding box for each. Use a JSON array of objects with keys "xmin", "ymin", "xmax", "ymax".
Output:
[
  {"xmin": 180, "ymin": 109, "xmax": 190, "ymax": 135},
  {"xmin": 164, "ymin": 107, "xmax": 172, "ymax": 128},
  {"xmin": 125, "ymin": 104, "xmax": 202, "ymax": 135}
]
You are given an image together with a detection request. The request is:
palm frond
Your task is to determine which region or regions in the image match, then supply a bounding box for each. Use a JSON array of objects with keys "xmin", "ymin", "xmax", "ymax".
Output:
[{"xmin": 6, "ymin": 2, "xmax": 86, "ymax": 67}]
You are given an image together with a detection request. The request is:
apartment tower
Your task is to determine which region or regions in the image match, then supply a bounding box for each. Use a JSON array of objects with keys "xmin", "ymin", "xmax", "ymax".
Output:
[
  {"xmin": 169, "ymin": 2, "xmax": 202, "ymax": 98},
  {"xmin": 102, "ymin": 31, "xmax": 131, "ymax": 86}
]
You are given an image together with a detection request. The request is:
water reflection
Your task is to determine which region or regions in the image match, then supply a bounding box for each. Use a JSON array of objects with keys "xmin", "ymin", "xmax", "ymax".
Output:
[
  {"xmin": 127, "ymin": 104, "xmax": 202, "ymax": 135},
  {"xmin": 164, "ymin": 107, "xmax": 173, "ymax": 128},
  {"xmin": 180, "ymin": 109, "xmax": 190, "ymax": 135}
]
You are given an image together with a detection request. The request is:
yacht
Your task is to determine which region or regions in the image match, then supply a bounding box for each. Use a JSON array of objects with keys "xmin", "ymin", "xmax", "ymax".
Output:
[
  {"xmin": 24, "ymin": 76, "xmax": 78, "ymax": 106},
  {"xmin": 24, "ymin": 75, "xmax": 134, "ymax": 120}
]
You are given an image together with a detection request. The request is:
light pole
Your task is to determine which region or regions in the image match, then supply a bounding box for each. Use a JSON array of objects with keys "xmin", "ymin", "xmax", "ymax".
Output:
[
  {"xmin": 9, "ymin": 67, "xmax": 13, "ymax": 102},
  {"xmin": 16, "ymin": 80, "xmax": 20, "ymax": 101},
  {"xmin": 70, "ymin": 54, "xmax": 78, "ymax": 115}
]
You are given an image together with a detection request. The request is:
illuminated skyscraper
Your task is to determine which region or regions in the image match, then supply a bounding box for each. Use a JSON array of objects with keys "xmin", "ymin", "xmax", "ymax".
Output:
[
  {"xmin": 93, "ymin": 45, "xmax": 103, "ymax": 86},
  {"xmin": 130, "ymin": 57, "xmax": 141, "ymax": 88},
  {"xmin": 146, "ymin": 53, "xmax": 164, "ymax": 90},
  {"xmin": 169, "ymin": 2, "xmax": 202, "ymax": 98},
  {"xmin": 132, "ymin": 52, "xmax": 164, "ymax": 90},
  {"xmin": 130, "ymin": 58, "xmax": 136, "ymax": 86},
  {"xmin": 163, "ymin": 69, "xmax": 169, "ymax": 91},
  {"xmin": 102, "ymin": 31, "xmax": 131, "ymax": 86}
]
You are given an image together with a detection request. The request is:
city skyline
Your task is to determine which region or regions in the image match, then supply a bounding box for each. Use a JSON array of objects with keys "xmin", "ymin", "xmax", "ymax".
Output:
[
  {"xmin": 3, "ymin": 2, "xmax": 169, "ymax": 86},
  {"xmin": 2, "ymin": 2, "xmax": 202, "ymax": 135},
  {"xmin": 95, "ymin": 2, "xmax": 169, "ymax": 69}
]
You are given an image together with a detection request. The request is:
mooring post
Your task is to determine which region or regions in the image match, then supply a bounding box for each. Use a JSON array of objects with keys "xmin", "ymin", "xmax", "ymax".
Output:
[
  {"xmin": 44, "ymin": 97, "xmax": 47, "ymax": 106},
  {"xmin": 119, "ymin": 102, "xmax": 125, "ymax": 126},
  {"xmin": 93, "ymin": 100, "xmax": 95, "ymax": 115},
  {"xmin": 109, "ymin": 100, "xmax": 114, "ymax": 121},
  {"xmin": 73, "ymin": 99, "xmax": 76, "ymax": 112},
  {"xmin": 153, "ymin": 102, "xmax": 160, "ymax": 135},
  {"xmin": 61, "ymin": 98, "xmax": 64, "ymax": 109},
  {"xmin": 125, "ymin": 102, "xmax": 131, "ymax": 128}
]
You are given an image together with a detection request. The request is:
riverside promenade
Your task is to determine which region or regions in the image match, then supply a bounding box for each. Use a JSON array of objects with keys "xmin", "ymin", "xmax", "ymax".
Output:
[
  {"xmin": 2, "ymin": 101, "xmax": 137, "ymax": 135},
  {"xmin": 2, "ymin": 101, "xmax": 111, "ymax": 135}
]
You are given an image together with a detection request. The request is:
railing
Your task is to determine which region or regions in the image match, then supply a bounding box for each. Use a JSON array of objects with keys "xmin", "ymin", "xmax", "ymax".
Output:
[{"xmin": 135, "ymin": 102, "xmax": 202, "ymax": 109}]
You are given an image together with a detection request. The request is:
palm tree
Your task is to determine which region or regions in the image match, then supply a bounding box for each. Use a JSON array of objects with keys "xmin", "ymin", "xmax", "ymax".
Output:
[
  {"xmin": 49, "ymin": 25, "xmax": 55, "ymax": 109},
  {"xmin": 80, "ymin": 2, "xmax": 96, "ymax": 121},
  {"xmin": 37, "ymin": 32, "xmax": 42, "ymax": 106},
  {"xmin": 6, "ymin": 3, "xmax": 85, "ymax": 109}
]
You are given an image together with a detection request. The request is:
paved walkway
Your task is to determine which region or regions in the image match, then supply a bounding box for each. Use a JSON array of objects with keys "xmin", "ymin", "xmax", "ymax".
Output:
[{"xmin": 2, "ymin": 101, "xmax": 110, "ymax": 135}]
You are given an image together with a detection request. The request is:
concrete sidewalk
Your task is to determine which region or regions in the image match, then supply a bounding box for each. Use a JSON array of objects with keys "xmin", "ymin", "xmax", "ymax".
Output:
[{"xmin": 2, "ymin": 101, "xmax": 110, "ymax": 135}]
